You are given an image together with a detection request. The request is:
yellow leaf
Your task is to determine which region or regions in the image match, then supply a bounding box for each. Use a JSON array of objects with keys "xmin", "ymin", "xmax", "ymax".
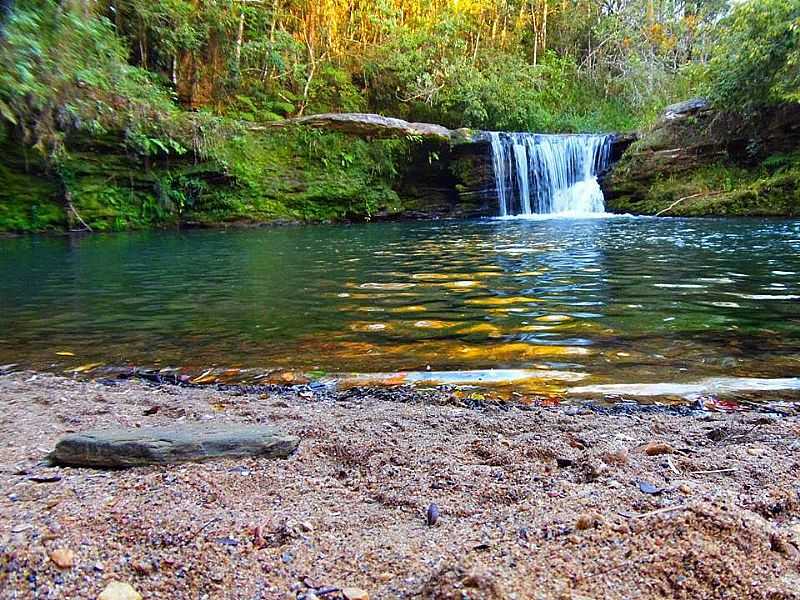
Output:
[{"xmin": 56, "ymin": 351, "xmax": 76, "ymax": 357}]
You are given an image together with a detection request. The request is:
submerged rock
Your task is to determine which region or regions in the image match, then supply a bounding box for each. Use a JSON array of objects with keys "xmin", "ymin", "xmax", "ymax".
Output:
[{"xmin": 52, "ymin": 423, "xmax": 299, "ymax": 468}]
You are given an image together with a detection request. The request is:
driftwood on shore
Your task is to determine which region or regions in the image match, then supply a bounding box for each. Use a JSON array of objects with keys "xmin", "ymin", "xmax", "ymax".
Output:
[{"xmin": 52, "ymin": 424, "xmax": 300, "ymax": 468}]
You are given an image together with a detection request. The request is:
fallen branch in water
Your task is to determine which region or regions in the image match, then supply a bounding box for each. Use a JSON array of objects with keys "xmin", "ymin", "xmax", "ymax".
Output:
[
  {"xmin": 62, "ymin": 186, "xmax": 93, "ymax": 232},
  {"xmin": 654, "ymin": 191, "xmax": 724, "ymax": 217}
]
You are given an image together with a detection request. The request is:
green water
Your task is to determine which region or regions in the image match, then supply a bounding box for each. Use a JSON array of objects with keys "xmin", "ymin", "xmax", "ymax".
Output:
[{"xmin": 1, "ymin": 217, "xmax": 799, "ymax": 388}]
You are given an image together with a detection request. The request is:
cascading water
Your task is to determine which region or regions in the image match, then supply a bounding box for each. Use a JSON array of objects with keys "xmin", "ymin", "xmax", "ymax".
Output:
[{"xmin": 489, "ymin": 132, "xmax": 613, "ymax": 216}]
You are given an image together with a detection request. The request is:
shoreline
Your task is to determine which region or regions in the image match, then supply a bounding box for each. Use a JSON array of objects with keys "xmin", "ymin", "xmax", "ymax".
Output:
[
  {"xmin": 3, "ymin": 213, "xmax": 800, "ymax": 238},
  {"xmin": 2, "ymin": 371, "xmax": 800, "ymax": 598}
]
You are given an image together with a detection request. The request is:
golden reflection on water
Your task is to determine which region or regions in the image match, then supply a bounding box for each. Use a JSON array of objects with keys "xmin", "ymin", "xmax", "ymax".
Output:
[
  {"xmin": 535, "ymin": 314, "xmax": 573, "ymax": 322},
  {"xmin": 441, "ymin": 280, "xmax": 481, "ymax": 289},
  {"xmin": 412, "ymin": 320, "xmax": 457, "ymax": 329},
  {"xmin": 350, "ymin": 322, "xmax": 391, "ymax": 332},
  {"xmin": 5, "ymin": 219, "xmax": 800, "ymax": 395},
  {"xmin": 458, "ymin": 323, "xmax": 505, "ymax": 337},
  {"xmin": 410, "ymin": 273, "xmax": 472, "ymax": 281},
  {"xmin": 465, "ymin": 296, "xmax": 543, "ymax": 306},
  {"xmin": 388, "ymin": 305, "xmax": 427, "ymax": 313}
]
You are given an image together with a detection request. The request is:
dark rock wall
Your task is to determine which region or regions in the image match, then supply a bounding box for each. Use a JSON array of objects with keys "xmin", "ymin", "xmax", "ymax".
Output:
[{"xmin": 389, "ymin": 139, "xmax": 496, "ymax": 220}]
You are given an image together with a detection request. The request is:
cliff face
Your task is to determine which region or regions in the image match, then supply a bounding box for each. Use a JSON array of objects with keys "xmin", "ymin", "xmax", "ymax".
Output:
[
  {"xmin": 602, "ymin": 100, "xmax": 800, "ymax": 216},
  {"xmin": 396, "ymin": 131, "xmax": 633, "ymax": 220},
  {"xmin": 390, "ymin": 137, "xmax": 497, "ymax": 220},
  {"xmin": 268, "ymin": 114, "xmax": 499, "ymax": 220},
  {"xmin": 0, "ymin": 109, "xmax": 641, "ymax": 232}
]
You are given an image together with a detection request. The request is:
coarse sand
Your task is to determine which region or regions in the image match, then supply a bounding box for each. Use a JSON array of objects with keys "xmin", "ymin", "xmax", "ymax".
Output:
[{"xmin": 1, "ymin": 371, "xmax": 800, "ymax": 599}]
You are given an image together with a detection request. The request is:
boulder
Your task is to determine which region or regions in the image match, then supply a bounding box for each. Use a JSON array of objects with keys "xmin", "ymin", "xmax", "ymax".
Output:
[
  {"xmin": 662, "ymin": 98, "xmax": 710, "ymax": 120},
  {"xmin": 52, "ymin": 423, "xmax": 299, "ymax": 468}
]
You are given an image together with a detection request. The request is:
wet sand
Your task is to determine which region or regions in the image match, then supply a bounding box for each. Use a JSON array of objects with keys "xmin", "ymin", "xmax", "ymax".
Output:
[{"xmin": 1, "ymin": 371, "xmax": 800, "ymax": 599}]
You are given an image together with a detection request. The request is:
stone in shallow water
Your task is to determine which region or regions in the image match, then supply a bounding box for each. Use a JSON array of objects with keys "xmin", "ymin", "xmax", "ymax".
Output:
[{"xmin": 52, "ymin": 423, "xmax": 299, "ymax": 468}]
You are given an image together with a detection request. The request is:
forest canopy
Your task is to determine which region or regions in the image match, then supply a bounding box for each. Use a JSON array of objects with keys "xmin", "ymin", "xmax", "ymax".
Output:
[
  {"xmin": 0, "ymin": 0, "xmax": 798, "ymax": 231},
  {"xmin": 2, "ymin": 0, "xmax": 797, "ymax": 147}
]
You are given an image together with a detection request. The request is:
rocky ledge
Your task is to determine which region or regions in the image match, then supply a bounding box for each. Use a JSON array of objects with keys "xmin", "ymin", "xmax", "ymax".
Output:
[
  {"xmin": 259, "ymin": 112, "xmax": 481, "ymax": 145},
  {"xmin": 261, "ymin": 112, "xmax": 636, "ymax": 219},
  {"xmin": 602, "ymin": 99, "xmax": 800, "ymax": 216}
]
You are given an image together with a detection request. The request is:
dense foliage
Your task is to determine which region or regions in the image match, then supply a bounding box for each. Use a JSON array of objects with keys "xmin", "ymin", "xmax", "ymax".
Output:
[
  {"xmin": 0, "ymin": 0, "xmax": 743, "ymax": 136},
  {"xmin": 703, "ymin": 0, "xmax": 800, "ymax": 111},
  {"xmin": 0, "ymin": 0, "xmax": 798, "ymax": 231}
]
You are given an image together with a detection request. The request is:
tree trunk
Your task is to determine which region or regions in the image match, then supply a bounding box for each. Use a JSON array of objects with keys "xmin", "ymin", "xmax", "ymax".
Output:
[{"xmin": 235, "ymin": 10, "xmax": 245, "ymax": 71}]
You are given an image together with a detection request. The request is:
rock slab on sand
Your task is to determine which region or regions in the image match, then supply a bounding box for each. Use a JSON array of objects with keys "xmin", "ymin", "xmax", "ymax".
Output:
[{"xmin": 52, "ymin": 424, "xmax": 300, "ymax": 468}]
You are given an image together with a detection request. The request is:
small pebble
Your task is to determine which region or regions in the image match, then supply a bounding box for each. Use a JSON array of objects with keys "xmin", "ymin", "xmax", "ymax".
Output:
[
  {"xmin": 299, "ymin": 520, "xmax": 314, "ymax": 532},
  {"xmin": 342, "ymin": 587, "xmax": 369, "ymax": 600},
  {"xmin": 131, "ymin": 560, "xmax": 154, "ymax": 575},
  {"xmin": 644, "ymin": 441, "xmax": 675, "ymax": 456},
  {"xmin": 50, "ymin": 548, "xmax": 74, "ymax": 569},
  {"xmin": 575, "ymin": 513, "xmax": 601, "ymax": 531},
  {"xmin": 678, "ymin": 483, "xmax": 692, "ymax": 494},
  {"xmin": 97, "ymin": 581, "xmax": 142, "ymax": 600},
  {"xmin": 789, "ymin": 523, "xmax": 800, "ymax": 543},
  {"xmin": 426, "ymin": 503, "xmax": 439, "ymax": 527}
]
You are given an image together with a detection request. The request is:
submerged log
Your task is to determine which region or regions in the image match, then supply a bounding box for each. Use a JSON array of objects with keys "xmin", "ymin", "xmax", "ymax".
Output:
[{"xmin": 52, "ymin": 424, "xmax": 300, "ymax": 468}]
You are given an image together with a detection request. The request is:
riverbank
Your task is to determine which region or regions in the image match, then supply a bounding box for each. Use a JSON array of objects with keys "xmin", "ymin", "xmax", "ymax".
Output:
[
  {"xmin": 603, "ymin": 100, "xmax": 800, "ymax": 217},
  {"xmin": 2, "ymin": 371, "xmax": 800, "ymax": 599}
]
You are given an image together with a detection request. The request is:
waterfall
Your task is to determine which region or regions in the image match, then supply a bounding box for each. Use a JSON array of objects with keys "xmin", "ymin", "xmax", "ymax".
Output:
[{"xmin": 488, "ymin": 133, "xmax": 613, "ymax": 216}]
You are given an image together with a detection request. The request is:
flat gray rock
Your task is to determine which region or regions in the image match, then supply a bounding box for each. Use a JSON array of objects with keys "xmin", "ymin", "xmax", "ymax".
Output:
[
  {"xmin": 258, "ymin": 112, "xmax": 479, "ymax": 144},
  {"xmin": 52, "ymin": 424, "xmax": 300, "ymax": 468},
  {"xmin": 663, "ymin": 97, "xmax": 709, "ymax": 119}
]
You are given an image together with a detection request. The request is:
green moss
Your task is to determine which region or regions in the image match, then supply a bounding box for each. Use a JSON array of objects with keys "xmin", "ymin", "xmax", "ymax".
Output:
[
  {"xmin": 609, "ymin": 155, "xmax": 800, "ymax": 217},
  {"xmin": 0, "ymin": 124, "xmax": 416, "ymax": 232},
  {"xmin": 0, "ymin": 135, "xmax": 64, "ymax": 231},
  {"xmin": 202, "ymin": 127, "xmax": 412, "ymax": 223}
]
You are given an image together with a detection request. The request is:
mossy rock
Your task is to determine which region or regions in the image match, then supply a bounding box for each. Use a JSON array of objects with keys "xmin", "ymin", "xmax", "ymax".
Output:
[{"xmin": 603, "ymin": 100, "xmax": 800, "ymax": 217}]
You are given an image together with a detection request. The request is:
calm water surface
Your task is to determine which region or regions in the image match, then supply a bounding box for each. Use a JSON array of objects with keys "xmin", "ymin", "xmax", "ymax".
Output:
[{"xmin": 2, "ymin": 217, "xmax": 800, "ymax": 387}]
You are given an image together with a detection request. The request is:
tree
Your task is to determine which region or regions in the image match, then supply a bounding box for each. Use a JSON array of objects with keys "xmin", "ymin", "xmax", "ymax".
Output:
[{"xmin": 704, "ymin": 0, "xmax": 800, "ymax": 111}]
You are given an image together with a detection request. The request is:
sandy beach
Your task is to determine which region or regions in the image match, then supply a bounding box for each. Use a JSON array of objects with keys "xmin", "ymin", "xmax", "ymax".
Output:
[{"xmin": 1, "ymin": 371, "xmax": 800, "ymax": 599}]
